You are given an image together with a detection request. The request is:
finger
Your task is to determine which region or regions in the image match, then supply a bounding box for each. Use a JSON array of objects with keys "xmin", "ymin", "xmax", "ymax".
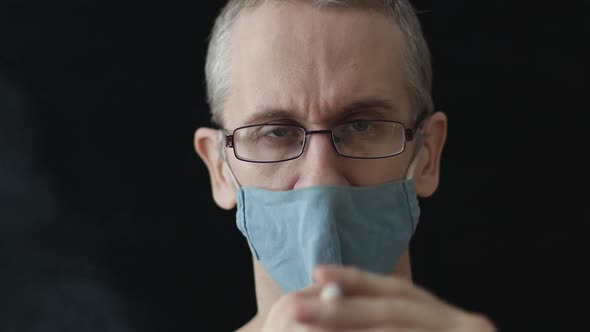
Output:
[
  {"xmin": 296, "ymin": 297, "xmax": 450, "ymax": 330},
  {"xmin": 294, "ymin": 283, "xmax": 324, "ymax": 298},
  {"xmin": 313, "ymin": 265, "xmax": 434, "ymax": 301}
]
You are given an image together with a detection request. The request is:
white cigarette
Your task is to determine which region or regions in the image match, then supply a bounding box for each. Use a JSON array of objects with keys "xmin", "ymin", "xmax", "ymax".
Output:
[{"xmin": 320, "ymin": 282, "xmax": 342, "ymax": 301}]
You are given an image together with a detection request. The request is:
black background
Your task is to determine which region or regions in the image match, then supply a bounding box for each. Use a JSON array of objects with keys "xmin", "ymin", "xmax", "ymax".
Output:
[{"xmin": 1, "ymin": 1, "xmax": 588, "ymax": 331}]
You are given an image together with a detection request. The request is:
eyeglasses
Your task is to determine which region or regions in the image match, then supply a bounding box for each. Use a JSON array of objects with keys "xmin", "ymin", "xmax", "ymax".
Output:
[{"xmin": 225, "ymin": 120, "xmax": 419, "ymax": 163}]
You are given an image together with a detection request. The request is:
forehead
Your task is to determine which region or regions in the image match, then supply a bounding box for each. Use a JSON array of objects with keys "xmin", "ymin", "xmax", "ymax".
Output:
[{"xmin": 226, "ymin": 1, "xmax": 411, "ymax": 127}]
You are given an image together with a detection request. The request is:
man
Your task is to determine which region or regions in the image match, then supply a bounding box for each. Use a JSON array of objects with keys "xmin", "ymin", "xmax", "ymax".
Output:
[{"xmin": 195, "ymin": 0, "xmax": 496, "ymax": 331}]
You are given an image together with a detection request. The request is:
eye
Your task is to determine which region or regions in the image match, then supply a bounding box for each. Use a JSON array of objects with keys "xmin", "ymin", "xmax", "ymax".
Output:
[
  {"xmin": 349, "ymin": 121, "xmax": 370, "ymax": 131},
  {"xmin": 267, "ymin": 127, "xmax": 295, "ymax": 138},
  {"xmin": 255, "ymin": 125, "xmax": 303, "ymax": 141},
  {"xmin": 342, "ymin": 120, "xmax": 375, "ymax": 133},
  {"xmin": 335, "ymin": 120, "xmax": 384, "ymax": 140}
]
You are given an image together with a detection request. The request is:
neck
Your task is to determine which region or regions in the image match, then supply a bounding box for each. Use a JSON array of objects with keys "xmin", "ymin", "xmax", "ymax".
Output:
[
  {"xmin": 250, "ymin": 258, "xmax": 284, "ymax": 328},
  {"xmin": 236, "ymin": 258, "xmax": 283, "ymax": 331},
  {"xmin": 240, "ymin": 250, "xmax": 413, "ymax": 331}
]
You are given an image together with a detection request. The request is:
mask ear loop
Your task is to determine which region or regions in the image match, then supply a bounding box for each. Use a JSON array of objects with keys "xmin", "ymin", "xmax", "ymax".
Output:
[
  {"xmin": 406, "ymin": 155, "xmax": 419, "ymax": 180},
  {"xmin": 219, "ymin": 131, "xmax": 241, "ymax": 190},
  {"xmin": 405, "ymin": 127, "xmax": 424, "ymax": 181}
]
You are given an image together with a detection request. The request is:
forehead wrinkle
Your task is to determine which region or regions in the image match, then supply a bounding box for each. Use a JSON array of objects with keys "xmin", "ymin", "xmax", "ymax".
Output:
[
  {"xmin": 237, "ymin": 95, "xmax": 400, "ymax": 130},
  {"xmin": 228, "ymin": 0, "xmax": 411, "ymax": 128},
  {"xmin": 230, "ymin": 3, "xmax": 317, "ymax": 117}
]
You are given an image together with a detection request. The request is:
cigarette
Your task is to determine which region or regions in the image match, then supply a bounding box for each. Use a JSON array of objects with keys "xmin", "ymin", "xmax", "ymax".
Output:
[{"xmin": 320, "ymin": 282, "xmax": 342, "ymax": 301}]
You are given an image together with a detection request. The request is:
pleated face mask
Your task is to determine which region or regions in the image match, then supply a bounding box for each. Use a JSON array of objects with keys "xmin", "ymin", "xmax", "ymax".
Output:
[
  {"xmin": 223, "ymin": 133, "xmax": 422, "ymax": 292},
  {"xmin": 235, "ymin": 179, "xmax": 420, "ymax": 292}
]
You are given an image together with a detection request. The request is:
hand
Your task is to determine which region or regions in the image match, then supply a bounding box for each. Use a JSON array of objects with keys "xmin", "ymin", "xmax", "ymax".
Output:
[
  {"xmin": 263, "ymin": 265, "xmax": 496, "ymax": 331},
  {"xmin": 301, "ymin": 265, "xmax": 496, "ymax": 331},
  {"xmin": 261, "ymin": 283, "xmax": 325, "ymax": 332}
]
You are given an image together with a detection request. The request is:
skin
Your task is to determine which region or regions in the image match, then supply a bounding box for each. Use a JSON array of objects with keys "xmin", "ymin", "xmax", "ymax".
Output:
[{"xmin": 195, "ymin": 1, "xmax": 495, "ymax": 331}]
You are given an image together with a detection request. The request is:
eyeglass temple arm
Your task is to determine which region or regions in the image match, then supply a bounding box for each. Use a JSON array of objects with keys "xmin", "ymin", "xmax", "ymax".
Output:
[
  {"xmin": 406, "ymin": 110, "xmax": 431, "ymax": 141},
  {"xmin": 225, "ymin": 135, "xmax": 234, "ymax": 148},
  {"xmin": 405, "ymin": 128, "xmax": 416, "ymax": 142}
]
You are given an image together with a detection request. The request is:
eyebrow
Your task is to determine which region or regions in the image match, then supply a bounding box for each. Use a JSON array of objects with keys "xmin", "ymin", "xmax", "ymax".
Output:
[
  {"xmin": 341, "ymin": 98, "xmax": 398, "ymax": 115},
  {"xmin": 241, "ymin": 97, "xmax": 399, "ymax": 126}
]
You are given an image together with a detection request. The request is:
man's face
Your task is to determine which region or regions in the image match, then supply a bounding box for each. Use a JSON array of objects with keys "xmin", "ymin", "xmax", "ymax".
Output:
[{"xmin": 224, "ymin": 2, "xmax": 415, "ymax": 191}]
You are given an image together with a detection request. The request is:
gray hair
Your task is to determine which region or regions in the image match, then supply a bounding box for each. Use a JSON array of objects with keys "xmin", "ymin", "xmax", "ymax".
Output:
[{"xmin": 205, "ymin": 0, "xmax": 434, "ymax": 127}]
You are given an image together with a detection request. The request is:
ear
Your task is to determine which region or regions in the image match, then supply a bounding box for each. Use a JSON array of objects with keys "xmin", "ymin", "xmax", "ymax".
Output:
[
  {"xmin": 412, "ymin": 112, "xmax": 448, "ymax": 198},
  {"xmin": 194, "ymin": 128, "xmax": 237, "ymax": 210}
]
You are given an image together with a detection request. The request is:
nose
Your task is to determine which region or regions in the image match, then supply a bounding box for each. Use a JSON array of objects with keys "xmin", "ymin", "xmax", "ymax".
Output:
[{"xmin": 292, "ymin": 131, "xmax": 350, "ymax": 189}]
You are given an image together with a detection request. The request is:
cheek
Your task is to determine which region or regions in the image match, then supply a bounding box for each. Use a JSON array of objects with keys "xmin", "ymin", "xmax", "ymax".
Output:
[
  {"xmin": 230, "ymin": 157, "xmax": 410, "ymax": 189},
  {"xmin": 232, "ymin": 161, "xmax": 298, "ymax": 190},
  {"xmin": 345, "ymin": 158, "xmax": 409, "ymax": 186}
]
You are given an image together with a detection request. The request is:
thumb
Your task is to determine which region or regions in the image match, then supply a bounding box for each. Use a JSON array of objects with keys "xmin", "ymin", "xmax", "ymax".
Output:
[{"xmin": 293, "ymin": 283, "xmax": 323, "ymax": 298}]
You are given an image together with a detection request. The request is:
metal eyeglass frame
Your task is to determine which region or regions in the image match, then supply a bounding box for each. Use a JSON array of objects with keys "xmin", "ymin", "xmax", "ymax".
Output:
[{"xmin": 224, "ymin": 118, "xmax": 425, "ymax": 164}]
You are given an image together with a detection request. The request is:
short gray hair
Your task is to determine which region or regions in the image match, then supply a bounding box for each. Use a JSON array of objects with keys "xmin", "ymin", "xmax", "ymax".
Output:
[{"xmin": 205, "ymin": 0, "xmax": 433, "ymax": 127}]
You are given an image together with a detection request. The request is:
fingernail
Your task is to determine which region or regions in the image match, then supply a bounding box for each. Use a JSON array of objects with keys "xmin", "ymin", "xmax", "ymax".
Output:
[{"xmin": 320, "ymin": 282, "xmax": 342, "ymax": 301}]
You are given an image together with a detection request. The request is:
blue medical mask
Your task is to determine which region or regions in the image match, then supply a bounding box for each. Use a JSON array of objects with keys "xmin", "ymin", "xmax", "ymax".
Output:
[{"xmin": 223, "ymin": 138, "xmax": 421, "ymax": 292}]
